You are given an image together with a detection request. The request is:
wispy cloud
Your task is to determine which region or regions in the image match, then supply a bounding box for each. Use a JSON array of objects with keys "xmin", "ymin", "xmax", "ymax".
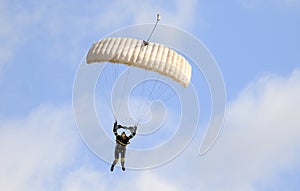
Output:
[
  {"xmin": 156, "ymin": 69, "xmax": 300, "ymax": 190},
  {"xmin": 0, "ymin": 104, "xmax": 80, "ymax": 191},
  {"xmin": 93, "ymin": 0, "xmax": 199, "ymax": 29},
  {"xmin": 62, "ymin": 167, "xmax": 107, "ymax": 191},
  {"xmin": 0, "ymin": 0, "xmax": 40, "ymax": 76},
  {"xmin": 0, "ymin": 0, "xmax": 199, "ymax": 78},
  {"xmin": 3, "ymin": 1, "xmax": 300, "ymax": 190},
  {"xmin": 134, "ymin": 172, "xmax": 181, "ymax": 191},
  {"xmin": 2, "ymin": 70, "xmax": 300, "ymax": 190}
]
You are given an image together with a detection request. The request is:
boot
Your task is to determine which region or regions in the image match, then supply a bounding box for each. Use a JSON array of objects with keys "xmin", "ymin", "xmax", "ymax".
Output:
[{"xmin": 110, "ymin": 164, "xmax": 115, "ymax": 172}]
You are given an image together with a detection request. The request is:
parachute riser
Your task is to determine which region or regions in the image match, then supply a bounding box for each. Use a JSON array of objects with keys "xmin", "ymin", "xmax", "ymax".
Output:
[{"xmin": 145, "ymin": 14, "xmax": 160, "ymax": 44}]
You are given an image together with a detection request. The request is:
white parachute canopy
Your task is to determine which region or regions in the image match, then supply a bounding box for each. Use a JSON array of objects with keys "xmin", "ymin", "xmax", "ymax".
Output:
[{"xmin": 86, "ymin": 37, "xmax": 192, "ymax": 87}]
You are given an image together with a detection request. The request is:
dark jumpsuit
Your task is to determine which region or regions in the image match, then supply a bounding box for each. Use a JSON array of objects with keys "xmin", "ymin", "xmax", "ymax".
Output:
[{"xmin": 111, "ymin": 121, "xmax": 136, "ymax": 171}]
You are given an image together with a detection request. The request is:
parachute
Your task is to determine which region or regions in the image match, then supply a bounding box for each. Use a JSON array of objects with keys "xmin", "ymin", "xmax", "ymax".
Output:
[
  {"xmin": 86, "ymin": 37, "xmax": 192, "ymax": 87},
  {"xmin": 85, "ymin": 14, "xmax": 193, "ymax": 124}
]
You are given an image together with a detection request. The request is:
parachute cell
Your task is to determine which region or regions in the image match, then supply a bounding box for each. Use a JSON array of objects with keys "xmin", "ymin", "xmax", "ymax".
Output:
[{"xmin": 86, "ymin": 37, "xmax": 192, "ymax": 87}]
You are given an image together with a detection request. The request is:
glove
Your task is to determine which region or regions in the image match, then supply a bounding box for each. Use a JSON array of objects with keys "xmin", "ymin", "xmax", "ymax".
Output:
[
  {"xmin": 113, "ymin": 121, "xmax": 118, "ymax": 132},
  {"xmin": 132, "ymin": 125, "xmax": 137, "ymax": 136}
]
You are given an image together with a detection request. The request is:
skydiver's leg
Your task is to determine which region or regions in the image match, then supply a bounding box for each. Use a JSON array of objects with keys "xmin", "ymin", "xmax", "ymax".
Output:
[
  {"xmin": 121, "ymin": 146, "xmax": 126, "ymax": 171},
  {"xmin": 121, "ymin": 157, "xmax": 125, "ymax": 171},
  {"xmin": 111, "ymin": 145, "xmax": 120, "ymax": 171}
]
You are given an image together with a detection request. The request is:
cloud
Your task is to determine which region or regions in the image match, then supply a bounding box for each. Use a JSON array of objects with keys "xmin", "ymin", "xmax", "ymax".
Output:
[
  {"xmin": 154, "ymin": 69, "xmax": 300, "ymax": 190},
  {"xmin": 0, "ymin": 0, "xmax": 40, "ymax": 76},
  {"xmin": 0, "ymin": 0, "xmax": 200, "ymax": 79},
  {"xmin": 213, "ymin": 70, "xmax": 300, "ymax": 189},
  {"xmin": 3, "ymin": 1, "xmax": 300, "ymax": 190},
  {"xmin": 0, "ymin": 100, "xmax": 183, "ymax": 191},
  {"xmin": 62, "ymin": 167, "xmax": 107, "ymax": 191},
  {"xmin": 2, "ymin": 70, "xmax": 300, "ymax": 190},
  {"xmin": 134, "ymin": 172, "xmax": 181, "ymax": 191},
  {"xmin": 0, "ymin": 104, "xmax": 81, "ymax": 191},
  {"xmin": 94, "ymin": 0, "xmax": 199, "ymax": 29}
]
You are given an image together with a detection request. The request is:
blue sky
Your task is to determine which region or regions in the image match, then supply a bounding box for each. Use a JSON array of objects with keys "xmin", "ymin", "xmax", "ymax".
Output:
[{"xmin": 1, "ymin": 0, "xmax": 300, "ymax": 190}]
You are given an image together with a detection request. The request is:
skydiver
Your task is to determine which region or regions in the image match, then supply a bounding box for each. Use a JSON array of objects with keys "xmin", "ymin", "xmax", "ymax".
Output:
[{"xmin": 110, "ymin": 120, "xmax": 137, "ymax": 172}]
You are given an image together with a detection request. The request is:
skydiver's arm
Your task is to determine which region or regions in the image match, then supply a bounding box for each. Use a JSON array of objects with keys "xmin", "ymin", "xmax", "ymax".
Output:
[
  {"xmin": 113, "ymin": 121, "xmax": 118, "ymax": 136},
  {"xmin": 129, "ymin": 125, "xmax": 137, "ymax": 139}
]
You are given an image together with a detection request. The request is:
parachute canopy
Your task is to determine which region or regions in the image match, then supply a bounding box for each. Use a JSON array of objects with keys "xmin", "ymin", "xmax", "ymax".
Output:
[{"xmin": 86, "ymin": 37, "xmax": 192, "ymax": 87}]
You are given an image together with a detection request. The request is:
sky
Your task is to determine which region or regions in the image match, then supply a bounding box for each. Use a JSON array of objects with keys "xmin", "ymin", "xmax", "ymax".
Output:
[{"xmin": 1, "ymin": 0, "xmax": 300, "ymax": 190}]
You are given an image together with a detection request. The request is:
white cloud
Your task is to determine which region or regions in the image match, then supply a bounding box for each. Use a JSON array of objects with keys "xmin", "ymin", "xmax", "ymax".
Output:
[
  {"xmin": 0, "ymin": 0, "xmax": 40, "ymax": 76},
  {"xmin": 134, "ymin": 172, "xmax": 181, "ymax": 191},
  {"xmin": 62, "ymin": 167, "xmax": 107, "ymax": 191},
  {"xmin": 0, "ymin": 101, "xmax": 183, "ymax": 191},
  {"xmin": 3, "ymin": 1, "xmax": 300, "ymax": 190},
  {"xmin": 0, "ymin": 104, "xmax": 80, "ymax": 191},
  {"xmin": 211, "ymin": 71, "xmax": 300, "ymax": 189},
  {"xmin": 0, "ymin": 0, "xmax": 200, "ymax": 78},
  {"xmin": 94, "ymin": 0, "xmax": 199, "ymax": 29},
  {"xmin": 2, "ymin": 70, "xmax": 300, "ymax": 190},
  {"xmin": 155, "ymin": 69, "xmax": 300, "ymax": 190}
]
